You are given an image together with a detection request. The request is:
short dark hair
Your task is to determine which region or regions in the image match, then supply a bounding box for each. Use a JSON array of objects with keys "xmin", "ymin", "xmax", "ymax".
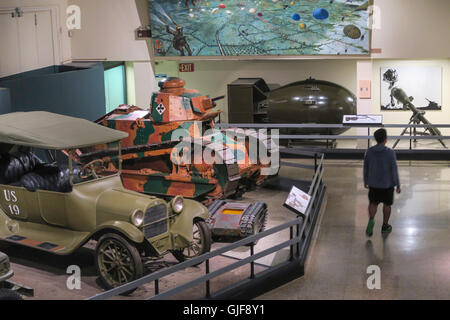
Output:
[{"xmin": 374, "ymin": 128, "xmax": 387, "ymax": 144}]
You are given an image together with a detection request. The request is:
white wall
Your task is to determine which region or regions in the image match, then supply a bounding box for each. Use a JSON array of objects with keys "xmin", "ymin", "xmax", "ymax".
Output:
[
  {"xmin": 372, "ymin": 0, "xmax": 450, "ymax": 59},
  {"xmin": 133, "ymin": 61, "xmax": 157, "ymax": 107},
  {"xmin": 0, "ymin": 0, "xmax": 71, "ymax": 63},
  {"xmin": 156, "ymin": 57, "xmax": 450, "ymax": 142},
  {"xmin": 156, "ymin": 59, "xmax": 358, "ymax": 122},
  {"xmin": 68, "ymin": 0, "xmax": 150, "ymax": 61},
  {"xmin": 68, "ymin": 0, "xmax": 158, "ymax": 105}
]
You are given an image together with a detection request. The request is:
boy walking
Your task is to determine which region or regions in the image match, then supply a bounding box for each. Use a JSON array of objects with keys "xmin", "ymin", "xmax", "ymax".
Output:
[{"xmin": 364, "ymin": 128, "xmax": 401, "ymax": 236}]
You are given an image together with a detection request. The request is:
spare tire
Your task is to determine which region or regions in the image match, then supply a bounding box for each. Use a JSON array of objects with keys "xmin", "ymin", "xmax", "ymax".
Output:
[
  {"xmin": 15, "ymin": 152, "xmax": 40, "ymax": 173},
  {"xmin": 0, "ymin": 152, "xmax": 42, "ymax": 184},
  {"xmin": 19, "ymin": 164, "xmax": 60, "ymax": 192},
  {"xmin": 3, "ymin": 154, "xmax": 25, "ymax": 183}
]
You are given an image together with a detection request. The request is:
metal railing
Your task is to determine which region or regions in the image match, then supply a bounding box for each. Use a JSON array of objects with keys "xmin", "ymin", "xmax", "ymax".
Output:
[
  {"xmin": 216, "ymin": 123, "xmax": 450, "ymax": 129},
  {"xmin": 217, "ymin": 123, "xmax": 450, "ymax": 150},
  {"xmin": 88, "ymin": 151, "xmax": 326, "ymax": 300},
  {"xmin": 218, "ymin": 124, "xmax": 450, "ymax": 162}
]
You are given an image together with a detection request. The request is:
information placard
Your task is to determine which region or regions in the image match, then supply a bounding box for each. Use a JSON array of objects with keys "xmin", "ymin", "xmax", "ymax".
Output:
[
  {"xmin": 283, "ymin": 186, "xmax": 311, "ymax": 217},
  {"xmin": 343, "ymin": 114, "xmax": 383, "ymax": 125}
]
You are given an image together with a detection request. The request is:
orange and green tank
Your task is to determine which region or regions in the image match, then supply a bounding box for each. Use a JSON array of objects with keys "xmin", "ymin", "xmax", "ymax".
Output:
[{"xmin": 95, "ymin": 78, "xmax": 277, "ymax": 205}]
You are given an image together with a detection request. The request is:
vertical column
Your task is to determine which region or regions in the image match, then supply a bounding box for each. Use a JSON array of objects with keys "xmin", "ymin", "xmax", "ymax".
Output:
[
  {"xmin": 356, "ymin": 60, "xmax": 374, "ymax": 149},
  {"xmin": 134, "ymin": 62, "xmax": 159, "ymax": 108}
]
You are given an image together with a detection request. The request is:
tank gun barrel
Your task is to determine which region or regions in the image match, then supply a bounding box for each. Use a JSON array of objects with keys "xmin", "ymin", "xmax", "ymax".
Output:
[
  {"xmin": 212, "ymin": 95, "xmax": 225, "ymax": 102},
  {"xmin": 211, "ymin": 95, "xmax": 225, "ymax": 107}
]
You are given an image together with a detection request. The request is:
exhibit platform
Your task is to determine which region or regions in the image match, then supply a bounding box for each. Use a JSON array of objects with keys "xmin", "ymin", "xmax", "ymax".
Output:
[{"xmin": 2, "ymin": 156, "xmax": 327, "ymax": 300}]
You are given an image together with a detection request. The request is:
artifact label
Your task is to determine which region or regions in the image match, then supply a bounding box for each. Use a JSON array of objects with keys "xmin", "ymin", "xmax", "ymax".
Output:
[
  {"xmin": 343, "ymin": 114, "xmax": 383, "ymax": 125},
  {"xmin": 284, "ymin": 186, "xmax": 311, "ymax": 216}
]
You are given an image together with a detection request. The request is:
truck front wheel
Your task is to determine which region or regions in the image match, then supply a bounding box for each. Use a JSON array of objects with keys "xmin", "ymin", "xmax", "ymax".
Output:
[
  {"xmin": 95, "ymin": 233, "xmax": 143, "ymax": 295},
  {"xmin": 172, "ymin": 220, "xmax": 211, "ymax": 264}
]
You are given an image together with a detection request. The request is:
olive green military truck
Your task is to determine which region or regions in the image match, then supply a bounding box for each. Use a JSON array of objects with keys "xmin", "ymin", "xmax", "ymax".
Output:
[{"xmin": 0, "ymin": 112, "xmax": 211, "ymax": 292}]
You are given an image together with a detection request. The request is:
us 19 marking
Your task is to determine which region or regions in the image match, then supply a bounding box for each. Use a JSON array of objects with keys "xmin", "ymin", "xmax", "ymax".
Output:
[
  {"xmin": 4, "ymin": 190, "xmax": 20, "ymax": 216},
  {"xmin": 8, "ymin": 204, "xmax": 20, "ymax": 216},
  {"xmin": 4, "ymin": 190, "xmax": 18, "ymax": 202}
]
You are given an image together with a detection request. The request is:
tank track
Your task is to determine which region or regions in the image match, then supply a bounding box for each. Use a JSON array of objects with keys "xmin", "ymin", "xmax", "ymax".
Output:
[
  {"xmin": 207, "ymin": 200, "xmax": 226, "ymax": 218},
  {"xmin": 239, "ymin": 202, "xmax": 268, "ymax": 239}
]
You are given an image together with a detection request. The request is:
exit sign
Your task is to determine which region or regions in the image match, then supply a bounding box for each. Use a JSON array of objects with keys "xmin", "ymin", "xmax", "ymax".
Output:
[{"xmin": 179, "ymin": 63, "xmax": 194, "ymax": 72}]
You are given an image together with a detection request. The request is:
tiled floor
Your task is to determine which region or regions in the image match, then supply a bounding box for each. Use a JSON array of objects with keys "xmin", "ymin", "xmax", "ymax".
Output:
[{"xmin": 258, "ymin": 160, "xmax": 450, "ymax": 300}]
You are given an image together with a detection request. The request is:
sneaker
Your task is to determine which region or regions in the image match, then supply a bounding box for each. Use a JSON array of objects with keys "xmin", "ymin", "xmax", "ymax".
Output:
[
  {"xmin": 365, "ymin": 219, "xmax": 375, "ymax": 237},
  {"xmin": 382, "ymin": 224, "xmax": 392, "ymax": 234}
]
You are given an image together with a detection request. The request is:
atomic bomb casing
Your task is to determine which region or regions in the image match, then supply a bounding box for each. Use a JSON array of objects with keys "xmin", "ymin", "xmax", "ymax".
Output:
[{"xmin": 267, "ymin": 78, "xmax": 357, "ymax": 135}]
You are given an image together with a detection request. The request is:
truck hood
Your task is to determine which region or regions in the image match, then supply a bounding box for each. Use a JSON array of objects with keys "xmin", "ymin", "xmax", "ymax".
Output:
[{"xmin": 96, "ymin": 188, "xmax": 164, "ymax": 224}]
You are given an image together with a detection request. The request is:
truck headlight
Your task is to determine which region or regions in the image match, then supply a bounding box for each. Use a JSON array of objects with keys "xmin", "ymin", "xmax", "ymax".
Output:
[
  {"xmin": 131, "ymin": 210, "xmax": 144, "ymax": 227},
  {"xmin": 171, "ymin": 196, "xmax": 184, "ymax": 214}
]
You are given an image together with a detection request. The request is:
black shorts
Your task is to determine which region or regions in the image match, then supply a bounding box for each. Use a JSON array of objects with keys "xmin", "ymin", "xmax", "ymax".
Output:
[{"xmin": 369, "ymin": 187, "xmax": 394, "ymax": 206}]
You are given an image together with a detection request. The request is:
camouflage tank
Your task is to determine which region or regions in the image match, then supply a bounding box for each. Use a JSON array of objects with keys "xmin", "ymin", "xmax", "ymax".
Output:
[{"xmin": 95, "ymin": 78, "xmax": 276, "ymax": 205}]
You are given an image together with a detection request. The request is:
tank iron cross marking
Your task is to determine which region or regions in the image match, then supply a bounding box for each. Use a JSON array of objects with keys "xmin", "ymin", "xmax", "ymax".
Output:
[{"xmin": 156, "ymin": 104, "xmax": 166, "ymax": 115}]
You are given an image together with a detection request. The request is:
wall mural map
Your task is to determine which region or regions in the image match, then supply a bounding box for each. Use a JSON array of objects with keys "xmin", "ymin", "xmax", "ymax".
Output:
[{"xmin": 149, "ymin": 0, "xmax": 371, "ymax": 57}]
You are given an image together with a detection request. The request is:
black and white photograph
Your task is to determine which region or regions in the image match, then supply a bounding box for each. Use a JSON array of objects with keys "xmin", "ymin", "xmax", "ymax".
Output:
[{"xmin": 381, "ymin": 66, "xmax": 442, "ymax": 111}]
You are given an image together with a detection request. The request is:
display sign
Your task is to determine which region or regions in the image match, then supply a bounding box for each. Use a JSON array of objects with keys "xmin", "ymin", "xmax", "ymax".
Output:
[
  {"xmin": 343, "ymin": 114, "xmax": 383, "ymax": 125},
  {"xmin": 284, "ymin": 186, "xmax": 311, "ymax": 217},
  {"xmin": 179, "ymin": 63, "xmax": 194, "ymax": 73},
  {"xmin": 358, "ymin": 80, "xmax": 371, "ymax": 99},
  {"xmin": 137, "ymin": 28, "xmax": 152, "ymax": 38}
]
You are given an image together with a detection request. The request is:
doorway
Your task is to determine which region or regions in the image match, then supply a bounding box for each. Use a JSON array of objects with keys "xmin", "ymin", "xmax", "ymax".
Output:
[
  {"xmin": 0, "ymin": 7, "xmax": 58, "ymax": 78},
  {"xmin": 104, "ymin": 63, "xmax": 127, "ymax": 113}
]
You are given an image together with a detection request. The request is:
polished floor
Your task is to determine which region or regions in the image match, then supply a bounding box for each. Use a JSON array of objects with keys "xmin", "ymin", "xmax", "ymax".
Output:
[
  {"xmin": 3, "ymin": 160, "xmax": 449, "ymax": 299},
  {"xmin": 259, "ymin": 160, "xmax": 450, "ymax": 300}
]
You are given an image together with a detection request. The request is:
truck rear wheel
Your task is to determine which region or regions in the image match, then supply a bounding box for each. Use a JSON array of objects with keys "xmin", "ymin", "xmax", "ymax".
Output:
[
  {"xmin": 95, "ymin": 233, "xmax": 143, "ymax": 295},
  {"xmin": 172, "ymin": 220, "xmax": 211, "ymax": 264}
]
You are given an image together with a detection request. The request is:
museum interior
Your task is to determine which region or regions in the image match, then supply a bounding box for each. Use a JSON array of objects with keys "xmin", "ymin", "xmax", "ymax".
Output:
[{"xmin": 0, "ymin": 0, "xmax": 449, "ymax": 301}]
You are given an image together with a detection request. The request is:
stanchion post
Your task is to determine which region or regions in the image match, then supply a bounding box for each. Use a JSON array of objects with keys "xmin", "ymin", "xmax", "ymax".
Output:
[
  {"xmin": 250, "ymin": 245, "xmax": 255, "ymax": 279},
  {"xmin": 205, "ymin": 259, "xmax": 211, "ymax": 298}
]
